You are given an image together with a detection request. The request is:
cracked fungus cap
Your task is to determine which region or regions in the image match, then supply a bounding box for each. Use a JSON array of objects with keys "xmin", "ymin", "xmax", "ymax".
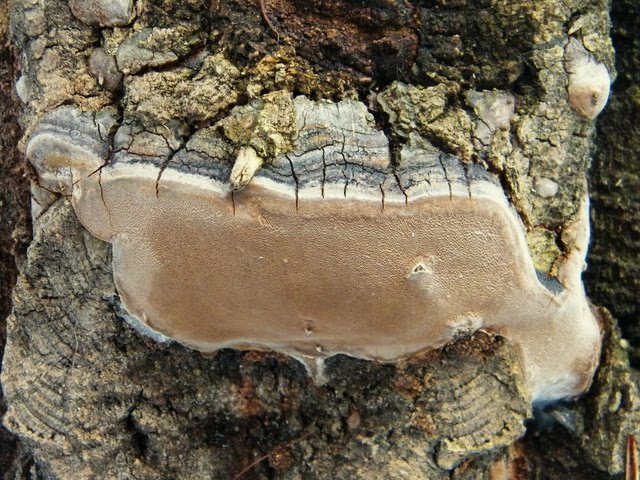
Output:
[{"xmin": 26, "ymin": 103, "xmax": 602, "ymax": 403}]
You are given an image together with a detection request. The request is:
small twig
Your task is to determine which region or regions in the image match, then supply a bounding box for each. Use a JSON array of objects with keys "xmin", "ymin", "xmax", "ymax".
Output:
[
  {"xmin": 626, "ymin": 435, "xmax": 638, "ymax": 480},
  {"xmin": 232, "ymin": 431, "xmax": 312, "ymax": 480},
  {"xmin": 259, "ymin": 0, "xmax": 281, "ymax": 42}
]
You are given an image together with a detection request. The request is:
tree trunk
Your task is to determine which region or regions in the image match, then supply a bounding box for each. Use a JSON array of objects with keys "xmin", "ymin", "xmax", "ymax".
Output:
[{"xmin": 1, "ymin": 0, "xmax": 638, "ymax": 478}]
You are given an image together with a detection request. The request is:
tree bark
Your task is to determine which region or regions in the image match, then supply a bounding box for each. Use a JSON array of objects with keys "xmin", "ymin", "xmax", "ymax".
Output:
[
  {"xmin": 1, "ymin": 0, "xmax": 638, "ymax": 478},
  {"xmin": 586, "ymin": 0, "xmax": 640, "ymax": 368}
]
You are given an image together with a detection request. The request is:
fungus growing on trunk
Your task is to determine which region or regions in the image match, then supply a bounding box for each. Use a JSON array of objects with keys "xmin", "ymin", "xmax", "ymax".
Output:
[
  {"xmin": 564, "ymin": 37, "xmax": 611, "ymax": 119},
  {"xmin": 26, "ymin": 100, "xmax": 602, "ymax": 403}
]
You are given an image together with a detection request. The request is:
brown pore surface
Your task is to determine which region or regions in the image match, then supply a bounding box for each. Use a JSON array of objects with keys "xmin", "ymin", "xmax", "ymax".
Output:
[
  {"xmin": 70, "ymin": 162, "xmax": 601, "ymax": 401},
  {"xmin": 75, "ymin": 169, "xmax": 516, "ymax": 357}
]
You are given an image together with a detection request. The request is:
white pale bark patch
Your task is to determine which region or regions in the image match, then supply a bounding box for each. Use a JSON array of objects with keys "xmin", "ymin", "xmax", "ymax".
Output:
[
  {"xmin": 69, "ymin": 0, "xmax": 135, "ymax": 27},
  {"xmin": 26, "ymin": 100, "xmax": 602, "ymax": 402}
]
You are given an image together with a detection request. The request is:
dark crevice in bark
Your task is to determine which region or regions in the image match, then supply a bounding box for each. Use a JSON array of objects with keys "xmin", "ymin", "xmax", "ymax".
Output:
[
  {"xmin": 585, "ymin": 0, "xmax": 640, "ymax": 367},
  {"xmin": 0, "ymin": 4, "xmax": 35, "ymax": 477}
]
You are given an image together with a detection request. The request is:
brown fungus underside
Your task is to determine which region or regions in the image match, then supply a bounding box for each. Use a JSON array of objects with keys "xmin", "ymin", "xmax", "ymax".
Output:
[
  {"xmin": 26, "ymin": 98, "xmax": 601, "ymax": 403},
  {"xmin": 2, "ymin": 0, "xmax": 628, "ymax": 475}
]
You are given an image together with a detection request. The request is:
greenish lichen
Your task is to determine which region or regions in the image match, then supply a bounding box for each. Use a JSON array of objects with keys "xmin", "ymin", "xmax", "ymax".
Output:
[
  {"xmin": 124, "ymin": 54, "xmax": 240, "ymax": 129},
  {"xmin": 219, "ymin": 90, "xmax": 296, "ymax": 159}
]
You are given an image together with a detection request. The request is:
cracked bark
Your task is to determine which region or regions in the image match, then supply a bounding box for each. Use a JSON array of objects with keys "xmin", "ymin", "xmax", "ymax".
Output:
[{"xmin": 1, "ymin": 0, "xmax": 639, "ymax": 478}]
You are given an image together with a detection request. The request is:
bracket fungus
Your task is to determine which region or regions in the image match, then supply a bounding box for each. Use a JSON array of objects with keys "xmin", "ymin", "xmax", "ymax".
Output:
[{"xmin": 26, "ymin": 99, "xmax": 601, "ymax": 403}]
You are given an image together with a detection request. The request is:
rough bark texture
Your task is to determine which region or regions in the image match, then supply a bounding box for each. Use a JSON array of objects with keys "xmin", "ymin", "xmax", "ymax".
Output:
[
  {"xmin": 0, "ymin": 0, "xmax": 639, "ymax": 478},
  {"xmin": 0, "ymin": 0, "xmax": 34, "ymax": 476},
  {"xmin": 585, "ymin": 0, "xmax": 640, "ymax": 367}
]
